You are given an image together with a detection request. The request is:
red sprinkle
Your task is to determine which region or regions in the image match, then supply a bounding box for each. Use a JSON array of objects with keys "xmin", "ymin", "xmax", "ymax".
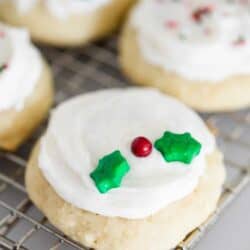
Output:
[
  {"xmin": 192, "ymin": 6, "xmax": 213, "ymax": 22},
  {"xmin": 165, "ymin": 20, "xmax": 179, "ymax": 30},
  {"xmin": 240, "ymin": 0, "xmax": 249, "ymax": 4},
  {"xmin": 0, "ymin": 31, "xmax": 5, "ymax": 38},
  {"xmin": 233, "ymin": 37, "xmax": 246, "ymax": 46},
  {"xmin": 131, "ymin": 137, "xmax": 152, "ymax": 157},
  {"xmin": 204, "ymin": 27, "xmax": 212, "ymax": 36}
]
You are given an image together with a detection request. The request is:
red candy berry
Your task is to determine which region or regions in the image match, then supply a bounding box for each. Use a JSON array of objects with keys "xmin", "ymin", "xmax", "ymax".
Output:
[
  {"xmin": 131, "ymin": 137, "xmax": 152, "ymax": 157},
  {"xmin": 192, "ymin": 6, "xmax": 213, "ymax": 22}
]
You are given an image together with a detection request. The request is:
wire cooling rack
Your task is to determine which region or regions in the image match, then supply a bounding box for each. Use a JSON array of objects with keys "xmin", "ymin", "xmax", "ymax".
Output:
[{"xmin": 0, "ymin": 37, "xmax": 249, "ymax": 250}]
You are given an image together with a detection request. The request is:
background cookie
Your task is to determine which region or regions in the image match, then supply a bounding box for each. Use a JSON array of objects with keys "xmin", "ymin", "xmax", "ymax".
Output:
[
  {"xmin": 0, "ymin": 63, "xmax": 53, "ymax": 151},
  {"xmin": 119, "ymin": 0, "xmax": 250, "ymax": 112},
  {"xmin": 0, "ymin": 24, "xmax": 53, "ymax": 150},
  {"xmin": 0, "ymin": 0, "xmax": 134, "ymax": 47}
]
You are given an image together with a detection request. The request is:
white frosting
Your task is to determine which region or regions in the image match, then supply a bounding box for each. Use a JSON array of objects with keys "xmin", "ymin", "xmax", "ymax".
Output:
[
  {"xmin": 11, "ymin": 0, "xmax": 111, "ymax": 19},
  {"xmin": 39, "ymin": 88, "xmax": 215, "ymax": 219},
  {"xmin": 131, "ymin": 0, "xmax": 250, "ymax": 82},
  {"xmin": 0, "ymin": 24, "xmax": 42, "ymax": 111}
]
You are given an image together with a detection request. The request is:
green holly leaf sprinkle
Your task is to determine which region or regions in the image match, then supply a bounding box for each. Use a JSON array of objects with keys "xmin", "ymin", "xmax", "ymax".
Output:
[
  {"xmin": 90, "ymin": 150, "xmax": 130, "ymax": 194},
  {"xmin": 154, "ymin": 131, "xmax": 202, "ymax": 164}
]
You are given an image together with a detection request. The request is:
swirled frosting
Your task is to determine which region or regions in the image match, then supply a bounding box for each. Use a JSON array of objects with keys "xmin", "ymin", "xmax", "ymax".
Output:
[
  {"xmin": 131, "ymin": 0, "xmax": 250, "ymax": 82},
  {"xmin": 39, "ymin": 88, "xmax": 215, "ymax": 219},
  {"xmin": 12, "ymin": 0, "xmax": 111, "ymax": 19},
  {"xmin": 0, "ymin": 24, "xmax": 42, "ymax": 111}
]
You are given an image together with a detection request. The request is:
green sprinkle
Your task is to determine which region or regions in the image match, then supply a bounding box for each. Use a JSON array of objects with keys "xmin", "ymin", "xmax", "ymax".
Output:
[
  {"xmin": 0, "ymin": 64, "xmax": 7, "ymax": 73},
  {"xmin": 154, "ymin": 131, "xmax": 202, "ymax": 164},
  {"xmin": 90, "ymin": 150, "xmax": 130, "ymax": 194},
  {"xmin": 178, "ymin": 33, "xmax": 187, "ymax": 40}
]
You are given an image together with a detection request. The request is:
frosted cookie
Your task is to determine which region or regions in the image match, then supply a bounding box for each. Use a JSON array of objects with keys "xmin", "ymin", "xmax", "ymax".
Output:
[
  {"xmin": 0, "ymin": 0, "xmax": 134, "ymax": 47},
  {"xmin": 0, "ymin": 24, "xmax": 53, "ymax": 151},
  {"xmin": 120, "ymin": 0, "xmax": 250, "ymax": 112},
  {"xmin": 26, "ymin": 88, "xmax": 225, "ymax": 250}
]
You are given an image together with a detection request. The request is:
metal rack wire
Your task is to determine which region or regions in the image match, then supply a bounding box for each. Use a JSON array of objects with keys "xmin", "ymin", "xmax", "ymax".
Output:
[{"xmin": 0, "ymin": 37, "xmax": 249, "ymax": 250}]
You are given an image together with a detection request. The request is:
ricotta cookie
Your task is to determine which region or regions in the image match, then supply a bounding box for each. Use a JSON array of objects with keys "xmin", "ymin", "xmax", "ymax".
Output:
[
  {"xmin": 0, "ymin": 24, "xmax": 53, "ymax": 151},
  {"xmin": 26, "ymin": 88, "xmax": 225, "ymax": 250},
  {"xmin": 0, "ymin": 0, "xmax": 134, "ymax": 47},
  {"xmin": 120, "ymin": 0, "xmax": 250, "ymax": 112}
]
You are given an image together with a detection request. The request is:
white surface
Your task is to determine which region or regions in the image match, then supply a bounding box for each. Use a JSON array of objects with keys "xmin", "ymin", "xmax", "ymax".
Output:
[{"xmin": 195, "ymin": 184, "xmax": 250, "ymax": 250}]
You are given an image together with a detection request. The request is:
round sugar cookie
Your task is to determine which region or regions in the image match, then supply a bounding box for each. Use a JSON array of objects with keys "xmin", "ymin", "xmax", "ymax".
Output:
[
  {"xmin": 0, "ymin": 24, "xmax": 54, "ymax": 151},
  {"xmin": 119, "ymin": 0, "xmax": 250, "ymax": 112},
  {"xmin": 26, "ymin": 88, "xmax": 225, "ymax": 250},
  {"xmin": 0, "ymin": 0, "xmax": 134, "ymax": 47}
]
